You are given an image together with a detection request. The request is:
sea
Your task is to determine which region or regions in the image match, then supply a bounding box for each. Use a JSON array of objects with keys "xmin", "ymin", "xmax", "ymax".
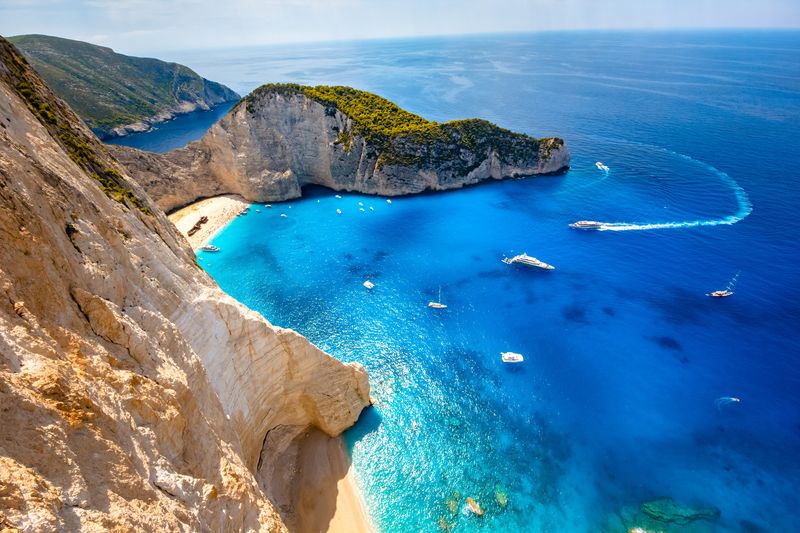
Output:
[{"xmin": 109, "ymin": 31, "xmax": 800, "ymax": 532}]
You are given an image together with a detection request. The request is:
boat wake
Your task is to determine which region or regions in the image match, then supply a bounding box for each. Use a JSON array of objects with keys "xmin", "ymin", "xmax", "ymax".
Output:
[{"xmin": 590, "ymin": 149, "xmax": 753, "ymax": 232}]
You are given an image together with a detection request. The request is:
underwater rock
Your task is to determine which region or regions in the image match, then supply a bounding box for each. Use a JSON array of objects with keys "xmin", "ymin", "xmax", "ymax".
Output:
[
  {"xmin": 495, "ymin": 484, "xmax": 508, "ymax": 508},
  {"xmin": 641, "ymin": 497, "xmax": 720, "ymax": 525}
]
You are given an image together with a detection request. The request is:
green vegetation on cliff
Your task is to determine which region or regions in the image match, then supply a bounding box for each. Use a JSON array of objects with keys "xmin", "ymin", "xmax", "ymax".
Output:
[
  {"xmin": 245, "ymin": 84, "xmax": 563, "ymax": 170},
  {"xmin": 8, "ymin": 34, "xmax": 239, "ymax": 136},
  {"xmin": 0, "ymin": 37, "xmax": 150, "ymax": 214}
]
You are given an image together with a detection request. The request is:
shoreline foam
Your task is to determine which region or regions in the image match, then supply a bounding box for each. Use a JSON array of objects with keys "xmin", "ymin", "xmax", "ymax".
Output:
[{"xmin": 167, "ymin": 194, "xmax": 250, "ymax": 250}]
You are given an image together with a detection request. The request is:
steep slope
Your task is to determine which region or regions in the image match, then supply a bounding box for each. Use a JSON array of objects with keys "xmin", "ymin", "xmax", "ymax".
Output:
[
  {"xmin": 112, "ymin": 84, "xmax": 570, "ymax": 212},
  {"xmin": 0, "ymin": 36, "xmax": 368, "ymax": 531},
  {"xmin": 8, "ymin": 34, "xmax": 239, "ymax": 139}
]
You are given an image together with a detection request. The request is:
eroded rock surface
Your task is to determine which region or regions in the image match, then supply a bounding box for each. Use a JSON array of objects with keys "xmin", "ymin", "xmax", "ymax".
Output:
[{"xmin": 0, "ymin": 36, "xmax": 369, "ymax": 531}]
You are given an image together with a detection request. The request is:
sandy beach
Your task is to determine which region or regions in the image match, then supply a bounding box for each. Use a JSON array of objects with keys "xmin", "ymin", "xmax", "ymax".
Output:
[
  {"xmin": 293, "ymin": 430, "xmax": 374, "ymax": 533},
  {"xmin": 169, "ymin": 196, "xmax": 372, "ymax": 533},
  {"xmin": 167, "ymin": 194, "xmax": 251, "ymax": 250}
]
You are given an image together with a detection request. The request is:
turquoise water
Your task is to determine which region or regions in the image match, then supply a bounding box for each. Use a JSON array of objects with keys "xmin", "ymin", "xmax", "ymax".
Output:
[{"xmin": 147, "ymin": 32, "xmax": 799, "ymax": 531}]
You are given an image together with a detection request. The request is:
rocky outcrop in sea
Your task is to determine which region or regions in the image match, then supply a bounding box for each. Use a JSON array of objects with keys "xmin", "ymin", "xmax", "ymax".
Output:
[{"xmin": 112, "ymin": 84, "xmax": 570, "ymax": 212}]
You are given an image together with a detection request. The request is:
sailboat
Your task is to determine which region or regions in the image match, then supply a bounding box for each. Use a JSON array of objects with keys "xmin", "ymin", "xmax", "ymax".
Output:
[
  {"xmin": 428, "ymin": 287, "xmax": 447, "ymax": 309},
  {"xmin": 707, "ymin": 271, "xmax": 740, "ymax": 297}
]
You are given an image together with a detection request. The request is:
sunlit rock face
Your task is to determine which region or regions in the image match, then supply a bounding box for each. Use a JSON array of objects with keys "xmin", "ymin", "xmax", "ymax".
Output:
[{"xmin": 0, "ymin": 36, "xmax": 368, "ymax": 531}]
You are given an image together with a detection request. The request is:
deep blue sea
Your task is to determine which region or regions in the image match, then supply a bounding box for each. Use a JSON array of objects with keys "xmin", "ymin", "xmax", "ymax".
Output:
[{"xmin": 122, "ymin": 31, "xmax": 800, "ymax": 532}]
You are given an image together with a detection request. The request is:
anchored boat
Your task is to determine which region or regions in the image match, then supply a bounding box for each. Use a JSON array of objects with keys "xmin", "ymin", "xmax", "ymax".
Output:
[
  {"xmin": 363, "ymin": 280, "xmax": 375, "ymax": 290},
  {"xmin": 501, "ymin": 352, "xmax": 524, "ymax": 363},
  {"xmin": 502, "ymin": 253, "xmax": 555, "ymax": 270},
  {"xmin": 428, "ymin": 287, "xmax": 448, "ymax": 309},
  {"xmin": 569, "ymin": 220, "xmax": 603, "ymax": 230},
  {"xmin": 201, "ymin": 245, "xmax": 220, "ymax": 252}
]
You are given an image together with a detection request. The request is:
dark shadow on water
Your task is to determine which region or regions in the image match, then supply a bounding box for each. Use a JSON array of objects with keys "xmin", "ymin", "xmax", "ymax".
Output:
[
  {"xmin": 562, "ymin": 303, "xmax": 590, "ymax": 324},
  {"xmin": 649, "ymin": 335, "xmax": 683, "ymax": 351},
  {"xmin": 344, "ymin": 405, "xmax": 383, "ymax": 449}
]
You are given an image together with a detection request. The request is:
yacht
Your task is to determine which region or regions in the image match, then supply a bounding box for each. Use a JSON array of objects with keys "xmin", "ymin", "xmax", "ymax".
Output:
[
  {"xmin": 201, "ymin": 245, "xmax": 220, "ymax": 252},
  {"xmin": 363, "ymin": 280, "xmax": 375, "ymax": 290},
  {"xmin": 569, "ymin": 220, "xmax": 603, "ymax": 230},
  {"xmin": 501, "ymin": 352, "xmax": 524, "ymax": 363},
  {"xmin": 502, "ymin": 253, "xmax": 555, "ymax": 270},
  {"xmin": 595, "ymin": 161, "xmax": 610, "ymax": 171}
]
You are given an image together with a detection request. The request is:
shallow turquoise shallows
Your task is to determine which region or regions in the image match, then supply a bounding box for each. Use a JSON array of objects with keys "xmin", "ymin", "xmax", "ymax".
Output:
[{"xmin": 142, "ymin": 31, "xmax": 799, "ymax": 532}]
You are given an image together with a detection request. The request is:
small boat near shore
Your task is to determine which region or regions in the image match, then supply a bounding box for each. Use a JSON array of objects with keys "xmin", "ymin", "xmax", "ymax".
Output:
[
  {"xmin": 502, "ymin": 253, "xmax": 555, "ymax": 270},
  {"xmin": 201, "ymin": 245, "xmax": 220, "ymax": 252},
  {"xmin": 501, "ymin": 352, "xmax": 524, "ymax": 363},
  {"xmin": 569, "ymin": 220, "xmax": 604, "ymax": 230}
]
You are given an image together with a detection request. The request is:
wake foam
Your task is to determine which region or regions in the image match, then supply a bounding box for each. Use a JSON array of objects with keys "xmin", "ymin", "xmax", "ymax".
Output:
[{"xmin": 594, "ymin": 149, "xmax": 752, "ymax": 232}]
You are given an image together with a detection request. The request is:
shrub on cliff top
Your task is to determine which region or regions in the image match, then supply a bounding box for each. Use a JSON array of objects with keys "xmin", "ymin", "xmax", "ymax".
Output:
[{"xmin": 244, "ymin": 83, "xmax": 560, "ymax": 168}]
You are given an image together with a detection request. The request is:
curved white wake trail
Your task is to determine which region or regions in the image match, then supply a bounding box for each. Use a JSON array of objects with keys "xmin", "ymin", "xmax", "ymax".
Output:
[{"xmin": 594, "ymin": 150, "xmax": 753, "ymax": 232}]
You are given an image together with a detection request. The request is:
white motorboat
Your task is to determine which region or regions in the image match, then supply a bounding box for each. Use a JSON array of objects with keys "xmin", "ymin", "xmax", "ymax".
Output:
[
  {"xmin": 363, "ymin": 280, "xmax": 375, "ymax": 290},
  {"xmin": 568, "ymin": 220, "xmax": 603, "ymax": 230},
  {"xmin": 201, "ymin": 245, "xmax": 220, "ymax": 252},
  {"xmin": 595, "ymin": 161, "xmax": 610, "ymax": 172},
  {"xmin": 336, "ymin": 209, "xmax": 342, "ymax": 215},
  {"xmin": 501, "ymin": 352, "xmax": 524, "ymax": 363}
]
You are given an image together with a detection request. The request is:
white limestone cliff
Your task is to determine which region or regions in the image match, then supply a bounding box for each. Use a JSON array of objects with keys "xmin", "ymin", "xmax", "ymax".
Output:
[
  {"xmin": 113, "ymin": 87, "xmax": 570, "ymax": 213},
  {"xmin": 0, "ymin": 37, "xmax": 369, "ymax": 531}
]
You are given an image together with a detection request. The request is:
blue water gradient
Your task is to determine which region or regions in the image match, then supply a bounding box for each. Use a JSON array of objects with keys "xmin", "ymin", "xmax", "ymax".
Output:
[{"xmin": 146, "ymin": 31, "xmax": 800, "ymax": 531}]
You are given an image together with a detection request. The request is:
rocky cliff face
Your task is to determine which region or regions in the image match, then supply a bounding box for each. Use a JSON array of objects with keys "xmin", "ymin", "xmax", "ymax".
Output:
[
  {"xmin": 0, "ymin": 37, "xmax": 368, "ymax": 532},
  {"xmin": 113, "ymin": 84, "xmax": 570, "ymax": 212}
]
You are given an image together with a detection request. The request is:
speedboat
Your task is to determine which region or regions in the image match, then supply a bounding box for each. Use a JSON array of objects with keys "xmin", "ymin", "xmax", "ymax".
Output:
[
  {"xmin": 568, "ymin": 220, "xmax": 603, "ymax": 230},
  {"xmin": 369, "ymin": 206, "xmax": 375, "ymax": 211},
  {"xmin": 336, "ymin": 209, "xmax": 342, "ymax": 215},
  {"xmin": 707, "ymin": 290, "xmax": 733, "ymax": 298},
  {"xmin": 201, "ymin": 245, "xmax": 220, "ymax": 252},
  {"xmin": 335, "ymin": 195, "xmax": 342, "ymax": 199},
  {"xmin": 363, "ymin": 280, "xmax": 375, "ymax": 290},
  {"xmin": 359, "ymin": 208, "xmax": 365, "ymax": 212},
  {"xmin": 595, "ymin": 161, "xmax": 610, "ymax": 172},
  {"xmin": 280, "ymin": 213, "xmax": 288, "ymax": 218},
  {"xmin": 386, "ymin": 199, "xmax": 392, "ymax": 204},
  {"xmin": 501, "ymin": 351, "xmax": 524, "ymax": 363},
  {"xmin": 707, "ymin": 271, "xmax": 740, "ymax": 298}
]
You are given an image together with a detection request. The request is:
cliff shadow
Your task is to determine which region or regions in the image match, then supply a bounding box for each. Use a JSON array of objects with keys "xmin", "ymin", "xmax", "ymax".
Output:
[{"xmin": 272, "ymin": 426, "xmax": 371, "ymax": 533}]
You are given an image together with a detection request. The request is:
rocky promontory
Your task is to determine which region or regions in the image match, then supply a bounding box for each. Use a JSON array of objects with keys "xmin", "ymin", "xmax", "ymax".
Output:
[
  {"xmin": 0, "ymin": 36, "xmax": 368, "ymax": 531},
  {"xmin": 113, "ymin": 83, "xmax": 570, "ymax": 212}
]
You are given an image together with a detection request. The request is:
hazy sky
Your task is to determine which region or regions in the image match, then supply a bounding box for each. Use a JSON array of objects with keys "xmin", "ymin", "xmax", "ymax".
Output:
[{"xmin": 1, "ymin": 0, "xmax": 799, "ymax": 55}]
